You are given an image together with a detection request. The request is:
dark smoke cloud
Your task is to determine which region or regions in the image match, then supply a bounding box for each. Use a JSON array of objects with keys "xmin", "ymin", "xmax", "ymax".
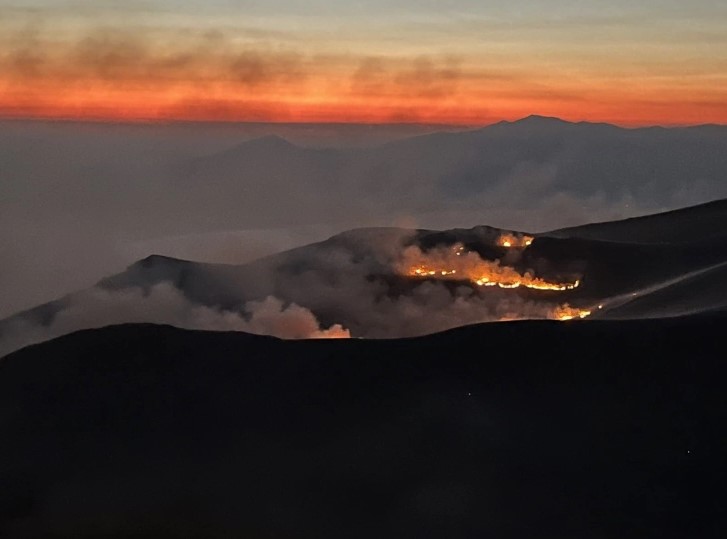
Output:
[
  {"xmin": 0, "ymin": 23, "xmax": 465, "ymax": 97},
  {"xmin": 0, "ymin": 23, "xmax": 491, "ymax": 127},
  {"xmin": 350, "ymin": 55, "xmax": 463, "ymax": 99},
  {"xmin": 0, "ymin": 26, "xmax": 309, "ymax": 87},
  {"xmin": 228, "ymin": 50, "xmax": 306, "ymax": 87}
]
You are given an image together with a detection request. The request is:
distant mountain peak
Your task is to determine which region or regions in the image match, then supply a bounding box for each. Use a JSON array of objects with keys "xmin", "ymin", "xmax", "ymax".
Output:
[
  {"xmin": 218, "ymin": 134, "xmax": 297, "ymax": 156},
  {"xmin": 134, "ymin": 254, "xmax": 190, "ymax": 269},
  {"xmin": 492, "ymin": 115, "xmax": 622, "ymax": 132},
  {"xmin": 129, "ymin": 253, "xmax": 236, "ymax": 272},
  {"xmin": 512, "ymin": 114, "xmax": 573, "ymax": 126},
  {"xmin": 199, "ymin": 134, "xmax": 299, "ymax": 164}
]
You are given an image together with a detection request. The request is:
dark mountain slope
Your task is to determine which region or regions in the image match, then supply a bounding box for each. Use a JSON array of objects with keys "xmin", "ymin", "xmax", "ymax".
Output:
[
  {"xmin": 3, "ymin": 198, "xmax": 727, "ymax": 355},
  {"xmin": 1, "ymin": 316, "xmax": 726, "ymax": 538},
  {"xmin": 546, "ymin": 198, "xmax": 727, "ymax": 244},
  {"xmin": 591, "ymin": 261, "xmax": 727, "ymax": 319}
]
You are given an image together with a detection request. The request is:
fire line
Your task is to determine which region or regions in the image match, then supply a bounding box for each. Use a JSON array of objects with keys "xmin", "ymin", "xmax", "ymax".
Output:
[{"xmin": 399, "ymin": 242, "xmax": 592, "ymax": 321}]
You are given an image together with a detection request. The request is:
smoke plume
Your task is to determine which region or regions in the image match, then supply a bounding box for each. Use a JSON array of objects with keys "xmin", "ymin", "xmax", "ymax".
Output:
[{"xmin": 0, "ymin": 283, "xmax": 349, "ymax": 357}]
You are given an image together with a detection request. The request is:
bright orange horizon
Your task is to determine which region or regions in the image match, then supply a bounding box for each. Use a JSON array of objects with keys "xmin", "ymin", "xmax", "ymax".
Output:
[
  {"xmin": 3, "ymin": 92, "xmax": 726, "ymax": 128},
  {"xmin": 4, "ymin": 73, "xmax": 725, "ymax": 127},
  {"xmin": 2, "ymin": 2, "xmax": 726, "ymax": 127}
]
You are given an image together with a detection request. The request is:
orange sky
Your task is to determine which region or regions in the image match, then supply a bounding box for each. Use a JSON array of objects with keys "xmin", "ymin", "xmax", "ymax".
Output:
[{"xmin": 1, "ymin": 2, "xmax": 726, "ymax": 126}]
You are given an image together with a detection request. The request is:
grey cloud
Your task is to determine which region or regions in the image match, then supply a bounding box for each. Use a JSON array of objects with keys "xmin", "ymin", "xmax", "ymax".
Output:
[
  {"xmin": 0, "ymin": 24, "xmax": 308, "ymax": 86},
  {"xmin": 349, "ymin": 55, "xmax": 463, "ymax": 99}
]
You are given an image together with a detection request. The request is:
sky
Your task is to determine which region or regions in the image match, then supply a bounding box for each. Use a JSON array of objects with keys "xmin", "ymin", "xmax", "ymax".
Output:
[{"xmin": 1, "ymin": 0, "xmax": 726, "ymax": 126}]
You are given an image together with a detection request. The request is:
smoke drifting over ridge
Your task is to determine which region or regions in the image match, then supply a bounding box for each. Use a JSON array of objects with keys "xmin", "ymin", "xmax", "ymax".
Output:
[
  {"xmin": 5, "ymin": 191, "xmax": 727, "ymax": 357},
  {"xmin": 0, "ymin": 226, "xmax": 599, "ymax": 356},
  {"xmin": 0, "ymin": 283, "xmax": 349, "ymax": 357},
  {"xmin": 2, "ymin": 117, "xmax": 727, "ymax": 324}
]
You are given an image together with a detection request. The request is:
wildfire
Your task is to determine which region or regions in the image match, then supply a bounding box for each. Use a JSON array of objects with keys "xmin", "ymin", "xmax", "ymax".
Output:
[
  {"xmin": 405, "ymin": 243, "xmax": 579, "ymax": 292},
  {"xmin": 497, "ymin": 233, "xmax": 534, "ymax": 248},
  {"xmin": 551, "ymin": 304, "xmax": 592, "ymax": 321},
  {"xmin": 398, "ymin": 242, "xmax": 593, "ymax": 322}
]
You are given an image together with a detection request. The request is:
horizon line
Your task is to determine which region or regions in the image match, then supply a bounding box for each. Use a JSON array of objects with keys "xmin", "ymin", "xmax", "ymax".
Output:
[{"xmin": 2, "ymin": 113, "xmax": 726, "ymax": 130}]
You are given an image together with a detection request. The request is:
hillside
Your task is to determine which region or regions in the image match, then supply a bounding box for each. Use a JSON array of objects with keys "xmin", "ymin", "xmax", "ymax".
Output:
[{"xmin": 1, "ymin": 316, "xmax": 726, "ymax": 537}]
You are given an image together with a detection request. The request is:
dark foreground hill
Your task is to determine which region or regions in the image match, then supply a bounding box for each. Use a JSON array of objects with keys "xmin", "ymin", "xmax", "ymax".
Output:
[{"xmin": 2, "ymin": 315, "xmax": 726, "ymax": 538}]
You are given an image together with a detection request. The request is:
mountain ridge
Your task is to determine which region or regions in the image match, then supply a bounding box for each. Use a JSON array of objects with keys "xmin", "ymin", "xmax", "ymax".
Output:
[{"xmin": 2, "ymin": 197, "xmax": 727, "ymax": 357}]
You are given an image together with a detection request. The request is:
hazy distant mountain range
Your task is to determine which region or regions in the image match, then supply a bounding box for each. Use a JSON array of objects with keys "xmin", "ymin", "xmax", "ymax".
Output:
[
  {"xmin": 3, "ymin": 115, "xmax": 727, "ymax": 319},
  {"xmin": 174, "ymin": 115, "xmax": 727, "ymax": 232}
]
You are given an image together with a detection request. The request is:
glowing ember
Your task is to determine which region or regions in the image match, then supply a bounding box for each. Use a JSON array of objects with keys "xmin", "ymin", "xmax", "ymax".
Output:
[
  {"xmin": 403, "ymin": 243, "xmax": 579, "ymax": 292},
  {"xmin": 397, "ymin": 242, "xmax": 593, "ymax": 322},
  {"xmin": 551, "ymin": 304, "xmax": 592, "ymax": 321},
  {"xmin": 497, "ymin": 233, "xmax": 534, "ymax": 248}
]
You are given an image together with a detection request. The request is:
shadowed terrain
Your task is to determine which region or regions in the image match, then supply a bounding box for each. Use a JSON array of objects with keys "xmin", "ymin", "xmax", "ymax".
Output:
[{"xmin": 1, "ymin": 315, "xmax": 726, "ymax": 538}]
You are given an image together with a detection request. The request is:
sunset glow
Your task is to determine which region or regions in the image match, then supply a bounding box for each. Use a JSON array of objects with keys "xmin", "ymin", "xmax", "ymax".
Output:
[{"xmin": 1, "ymin": 1, "xmax": 726, "ymax": 126}]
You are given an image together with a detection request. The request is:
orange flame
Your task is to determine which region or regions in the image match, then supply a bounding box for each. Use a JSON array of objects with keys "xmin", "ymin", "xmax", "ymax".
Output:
[
  {"xmin": 404, "ymin": 243, "xmax": 578, "ymax": 291},
  {"xmin": 398, "ymin": 243, "xmax": 593, "ymax": 321},
  {"xmin": 497, "ymin": 233, "xmax": 533, "ymax": 248},
  {"xmin": 551, "ymin": 304, "xmax": 592, "ymax": 321}
]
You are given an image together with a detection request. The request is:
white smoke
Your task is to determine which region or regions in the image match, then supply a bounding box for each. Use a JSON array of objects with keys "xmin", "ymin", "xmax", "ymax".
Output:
[
  {"xmin": 0, "ymin": 283, "xmax": 349, "ymax": 358},
  {"xmin": 353, "ymin": 281, "xmax": 582, "ymax": 338},
  {"xmin": 241, "ymin": 296, "xmax": 350, "ymax": 339}
]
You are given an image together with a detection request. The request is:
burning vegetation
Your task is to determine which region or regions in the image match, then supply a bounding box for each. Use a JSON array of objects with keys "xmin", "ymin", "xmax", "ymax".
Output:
[
  {"xmin": 497, "ymin": 232, "xmax": 534, "ymax": 248},
  {"xmin": 402, "ymin": 243, "xmax": 580, "ymax": 291},
  {"xmin": 397, "ymin": 241, "xmax": 592, "ymax": 321}
]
